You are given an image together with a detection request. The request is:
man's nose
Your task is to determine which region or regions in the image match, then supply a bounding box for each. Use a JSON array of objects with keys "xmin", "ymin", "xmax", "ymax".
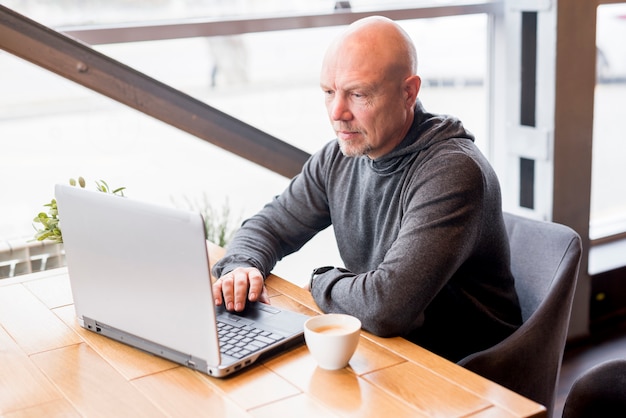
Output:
[{"xmin": 330, "ymin": 96, "xmax": 352, "ymax": 121}]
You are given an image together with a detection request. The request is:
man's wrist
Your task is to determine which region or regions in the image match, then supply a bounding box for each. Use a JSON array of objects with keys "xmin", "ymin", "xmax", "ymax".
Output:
[{"xmin": 309, "ymin": 266, "xmax": 334, "ymax": 290}]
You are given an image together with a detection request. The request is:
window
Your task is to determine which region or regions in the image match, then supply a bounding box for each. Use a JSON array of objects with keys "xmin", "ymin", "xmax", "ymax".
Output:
[
  {"xmin": 591, "ymin": 3, "xmax": 626, "ymax": 241},
  {"xmin": 1, "ymin": 2, "xmax": 489, "ymax": 282}
]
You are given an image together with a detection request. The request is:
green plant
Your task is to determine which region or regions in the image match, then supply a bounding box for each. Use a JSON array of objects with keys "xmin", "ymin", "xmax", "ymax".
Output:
[
  {"xmin": 32, "ymin": 198, "xmax": 63, "ymax": 243},
  {"xmin": 32, "ymin": 177, "xmax": 126, "ymax": 243},
  {"xmin": 93, "ymin": 179, "xmax": 126, "ymax": 196},
  {"xmin": 172, "ymin": 193, "xmax": 240, "ymax": 247}
]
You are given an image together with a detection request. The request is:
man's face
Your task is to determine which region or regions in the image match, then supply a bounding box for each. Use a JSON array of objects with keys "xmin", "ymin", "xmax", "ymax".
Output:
[{"xmin": 320, "ymin": 48, "xmax": 414, "ymax": 160}]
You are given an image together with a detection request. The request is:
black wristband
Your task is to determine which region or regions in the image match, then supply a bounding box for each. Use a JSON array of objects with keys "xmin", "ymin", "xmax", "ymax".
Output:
[{"xmin": 309, "ymin": 266, "xmax": 334, "ymax": 290}]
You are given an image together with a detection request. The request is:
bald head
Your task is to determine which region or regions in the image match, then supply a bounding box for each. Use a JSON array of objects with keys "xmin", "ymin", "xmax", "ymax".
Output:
[
  {"xmin": 324, "ymin": 16, "xmax": 418, "ymax": 79},
  {"xmin": 320, "ymin": 16, "xmax": 422, "ymax": 160}
]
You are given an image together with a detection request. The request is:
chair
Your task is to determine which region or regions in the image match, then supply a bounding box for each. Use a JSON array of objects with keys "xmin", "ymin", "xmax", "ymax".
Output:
[
  {"xmin": 457, "ymin": 212, "xmax": 582, "ymax": 418},
  {"xmin": 561, "ymin": 358, "xmax": 626, "ymax": 418}
]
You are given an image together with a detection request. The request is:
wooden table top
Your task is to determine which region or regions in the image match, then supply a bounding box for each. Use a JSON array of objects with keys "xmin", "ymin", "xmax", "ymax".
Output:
[{"xmin": 0, "ymin": 243, "xmax": 546, "ymax": 418}]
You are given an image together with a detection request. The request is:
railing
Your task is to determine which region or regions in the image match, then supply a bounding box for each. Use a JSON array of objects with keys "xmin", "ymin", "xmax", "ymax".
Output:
[
  {"xmin": 0, "ymin": 5, "xmax": 308, "ymax": 179},
  {"xmin": 0, "ymin": 239, "xmax": 65, "ymax": 279},
  {"xmin": 59, "ymin": 2, "xmax": 502, "ymax": 45}
]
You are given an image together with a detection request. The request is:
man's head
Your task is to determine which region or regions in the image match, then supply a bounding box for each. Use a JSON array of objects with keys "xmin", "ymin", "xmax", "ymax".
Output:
[{"xmin": 320, "ymin": 16, "xmax": 421, "ymax": 159}]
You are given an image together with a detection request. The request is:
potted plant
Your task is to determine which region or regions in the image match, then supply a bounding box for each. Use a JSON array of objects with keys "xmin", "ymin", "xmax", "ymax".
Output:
[{"xmin": 32, "ymin": 177, "xmax": 125, "ymax": 243}]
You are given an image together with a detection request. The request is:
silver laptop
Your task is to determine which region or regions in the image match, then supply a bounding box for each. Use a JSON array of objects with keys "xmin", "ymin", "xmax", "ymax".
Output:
[{"xmin": 55, "ymin": 183, "xmax": 308, "ymax": 378}]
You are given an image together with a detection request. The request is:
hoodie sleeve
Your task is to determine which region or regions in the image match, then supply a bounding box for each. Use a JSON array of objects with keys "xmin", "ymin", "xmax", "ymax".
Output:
[{"xmin": 211, "ymin": 143, "xmax": 335, "ymax": 279}]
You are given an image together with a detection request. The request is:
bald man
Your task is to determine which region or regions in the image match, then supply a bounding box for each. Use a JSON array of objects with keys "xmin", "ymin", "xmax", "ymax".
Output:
[{"xmin": 212, "ymin": 16, "xmax": 522, "ymax": 362}]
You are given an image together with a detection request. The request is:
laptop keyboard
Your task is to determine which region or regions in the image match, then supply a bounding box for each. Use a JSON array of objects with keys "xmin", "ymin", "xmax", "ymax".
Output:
[{"xmin": 217, "ymin": 320, "xmax": 285, "ymax": 359}]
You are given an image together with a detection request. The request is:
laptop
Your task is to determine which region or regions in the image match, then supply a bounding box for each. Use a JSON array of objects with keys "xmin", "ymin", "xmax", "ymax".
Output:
[{"xmin": 55, "ymin": 183, "xmax": 309, "ymax": 378}]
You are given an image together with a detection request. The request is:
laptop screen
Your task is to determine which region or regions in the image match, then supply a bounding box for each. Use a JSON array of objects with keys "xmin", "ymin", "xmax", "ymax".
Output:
[{"xmin": 56, "ymin": 184, "xmax": 221, "ymax": 366}]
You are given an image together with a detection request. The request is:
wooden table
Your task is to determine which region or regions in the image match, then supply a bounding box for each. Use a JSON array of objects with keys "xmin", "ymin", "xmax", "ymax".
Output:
[{"xmin": 0, "ymin": 243, "xmax": 546, "ymax": 418}]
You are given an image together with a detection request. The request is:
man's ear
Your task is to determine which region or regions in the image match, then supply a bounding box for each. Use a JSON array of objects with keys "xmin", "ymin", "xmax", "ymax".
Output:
[{"xmin": 404, "ymin": 75, "xmax": 421, "ymax": 106}]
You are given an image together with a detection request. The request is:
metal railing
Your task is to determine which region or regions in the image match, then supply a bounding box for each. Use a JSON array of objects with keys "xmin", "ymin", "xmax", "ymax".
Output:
[{"xmin": 0, "ymin": 239, "xmax": 65, "ymax": 279}]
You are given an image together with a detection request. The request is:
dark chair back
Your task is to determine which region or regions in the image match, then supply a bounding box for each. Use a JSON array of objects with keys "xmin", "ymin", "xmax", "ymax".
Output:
[
  {"xmin": 562, "ymin": 358, "xmax": 626, "ymax": 418},
  {"xmin": 458, "ymin": 212, "xmax": 582, "ymax": 418}
]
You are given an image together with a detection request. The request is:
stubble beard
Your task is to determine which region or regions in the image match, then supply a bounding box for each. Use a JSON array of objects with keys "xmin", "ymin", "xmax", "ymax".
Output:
[{"xmin": 337, "ymin": 136, "xmax": 372, "ymax": 158}]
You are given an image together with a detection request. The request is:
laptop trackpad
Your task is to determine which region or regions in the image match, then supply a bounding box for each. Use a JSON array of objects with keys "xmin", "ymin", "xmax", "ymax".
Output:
[{"xmin": 217, "ymin": 302, "xmax": 304, "ymax": 334}]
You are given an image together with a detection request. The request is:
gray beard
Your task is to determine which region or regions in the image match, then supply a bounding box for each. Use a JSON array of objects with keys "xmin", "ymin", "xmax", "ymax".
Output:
[{"xmin": 338, "ymin": 138, "xmax": 372, "ymax": 158}]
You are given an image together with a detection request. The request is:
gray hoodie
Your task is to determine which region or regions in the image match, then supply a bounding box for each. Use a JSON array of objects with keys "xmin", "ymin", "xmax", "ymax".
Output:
[{"xmin": 213, "ymin": 99, "xmax": 522, "ymax": 362}]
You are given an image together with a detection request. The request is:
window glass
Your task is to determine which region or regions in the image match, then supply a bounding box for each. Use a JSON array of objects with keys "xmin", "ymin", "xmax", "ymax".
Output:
[
  {"xmin": 1, "ymin": 3, "xmax": 487, "ymax": 281},
  {"xmin": 2, "ymin": 0, "xmax": 333, "ymax": 26},
  {"xmin": 91, "ymin": 15, "xmax": 487, "ymax": 154},
  {"xmin": 591, "ymin": 3, "xmax": 626, "ymax": 240},
  {"xmin": 3, "ymin": 0, "xmax": 467, "ymax": 26},
  {"xmin": 0, "ymin": 51, "xmax": 290, "ymax": 239}
]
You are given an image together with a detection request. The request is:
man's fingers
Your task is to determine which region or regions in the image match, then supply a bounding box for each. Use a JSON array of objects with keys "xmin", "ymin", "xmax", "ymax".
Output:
[
  {"xmin": 214, "ymin": 267, "xmax": 270, "ymax": 311},
  {"xmin": 247, "ymin": 269, "xmax": 265, "ymax": 302},
  {"xmin": 231, "ymin": 270, "xmax": 251, "ymax": 311},
  {"xmin": 257, "ymin": 285, "xmax": 271, "ymax": 304},
  {"xmin": 215, "ymin": 272, "xmax": 235, "ymax": 310}
]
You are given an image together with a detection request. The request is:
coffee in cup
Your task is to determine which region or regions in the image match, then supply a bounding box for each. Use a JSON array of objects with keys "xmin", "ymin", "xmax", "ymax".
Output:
[{"xmin": 304, "ymin": 313, "xmax": 361, "ymax": 370}]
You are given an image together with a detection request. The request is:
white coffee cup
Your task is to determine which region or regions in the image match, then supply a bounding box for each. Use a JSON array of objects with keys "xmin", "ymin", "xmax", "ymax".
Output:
[{"xmin": 304, "ymin": 313, "xmax": 362, "ymax": 370}]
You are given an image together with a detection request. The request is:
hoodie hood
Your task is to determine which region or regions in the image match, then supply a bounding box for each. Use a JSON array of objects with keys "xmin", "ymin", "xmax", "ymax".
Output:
[{"xmin": 369, "ymin": 99, "xmax": 475, "ymax": 174}]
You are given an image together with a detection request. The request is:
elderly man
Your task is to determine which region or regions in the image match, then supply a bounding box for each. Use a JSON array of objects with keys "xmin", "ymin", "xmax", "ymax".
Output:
[{"xmin": 212, "ymin": 16, "xmax": 521, "ymax": 362}]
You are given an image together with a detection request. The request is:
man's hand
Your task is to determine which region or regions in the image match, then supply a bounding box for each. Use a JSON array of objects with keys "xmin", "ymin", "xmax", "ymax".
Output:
[{"xmin": 213, "ymin": 267, "xmax": 270, "ymax": 311}]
